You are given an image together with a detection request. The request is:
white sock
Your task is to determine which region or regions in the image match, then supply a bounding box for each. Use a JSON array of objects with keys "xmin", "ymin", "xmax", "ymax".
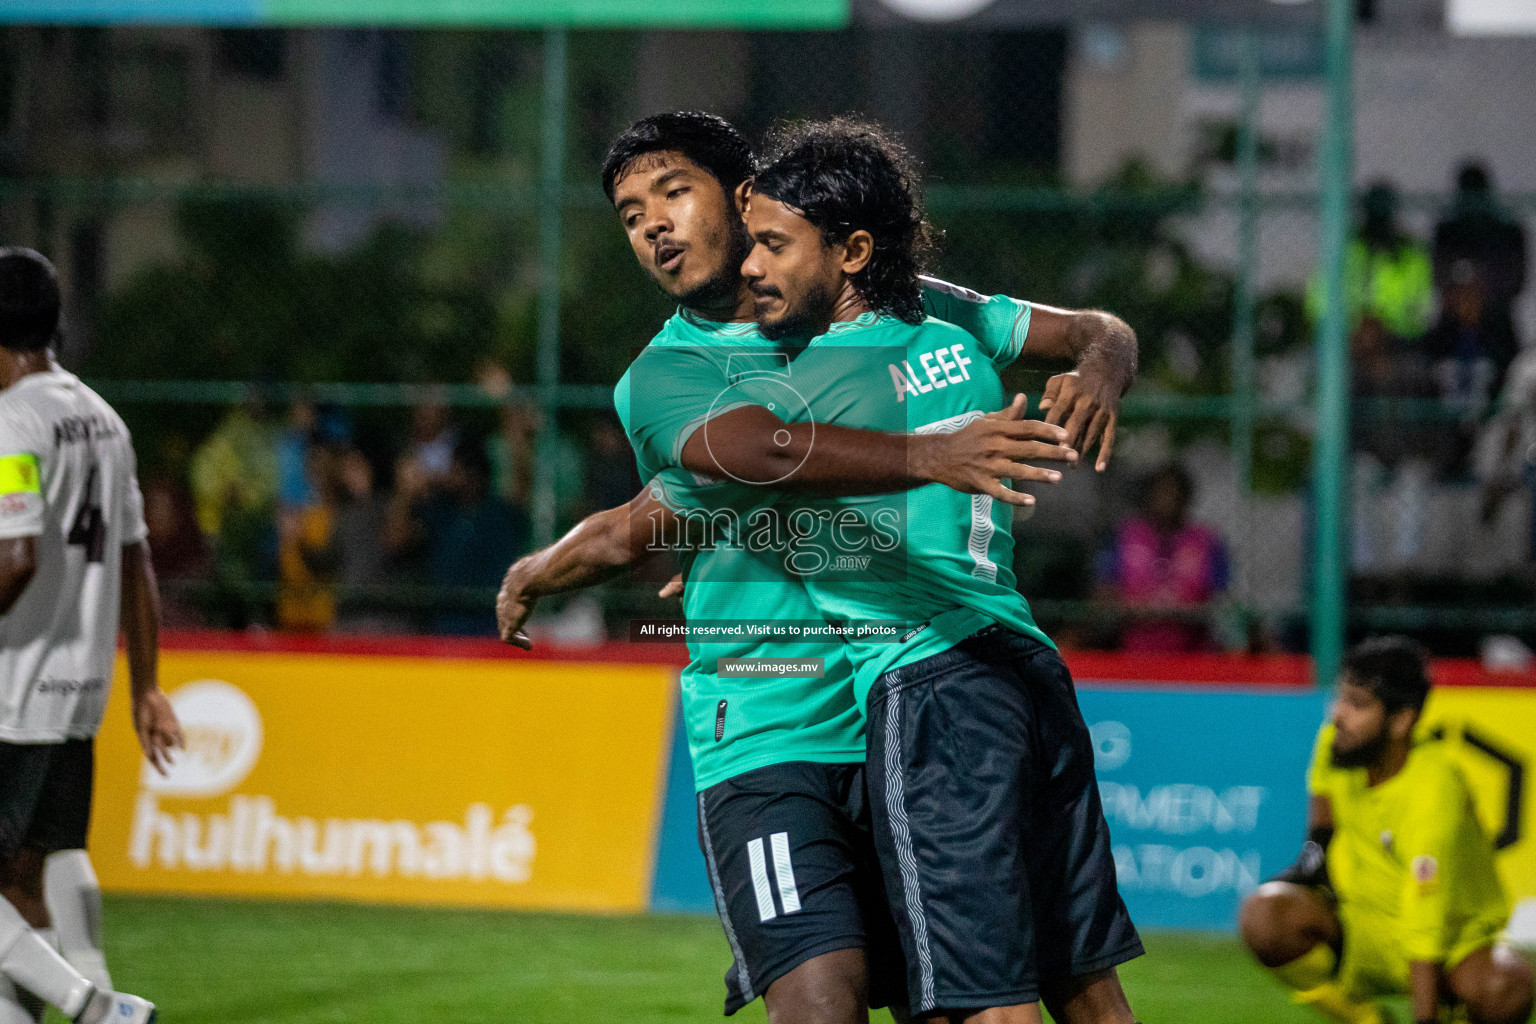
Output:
[
  {"xmin": 44, "ymin": 852, "xmax": 112, "ymax": 991},
  {"xmin": 0, "ymin": 900, "xmax": 92, "ymax": 1019}
]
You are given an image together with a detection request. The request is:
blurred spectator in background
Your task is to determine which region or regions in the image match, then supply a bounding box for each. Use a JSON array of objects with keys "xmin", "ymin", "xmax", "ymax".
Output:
[
  {"xmin": 388, "ymin": 438, "xmax": 528, "ymax": 635},
  {"xmin": 189, "ymin": 390, "xmax": 280, "ymax": 627},
  {"xmin": 1096, "ymin": 464, "xmax": 1230, "ymax": 653},
  {"xmin": 1425, "ymin": 261, "xmax": 1519, "ymax": 478},
  {"xmin": 406, "ymin": 392, "xmax": 458, "ymax": 486},
  {"xmin": 1433, "ymin": 161, "xmax": 1527, "ymax": 335},
  {"xmin": 142, "ymin": 474, "xmax": 207, "ymax": 628},
  {"xmin": 277, "ymin": 398, "xmax": 318, "ymax": 507},
  {"xmin": 475, "ymin": 358, "xmax": 590, "ymax": 530},
  {"xmin": 190, "ymin": 391, "xmax": 279, "ymax": 538},
  {"xmin": 1476, "ymin": 349, "xmax": 1536, "ymax": 561},
  {"xmin": 476, "ymin": 358, "xmax": 538, "ymax": 505},
  {"xmin": 1350, "ymin": 315, "xmax": 1436, "ymax": 574},
  {"xmin": 276, "ymin": 444, "xmax": 339, "ymax": 632},
  {"xmin": 331, "ymin": 446, "xmax": 403, "ymax": 633},
  {"xmin": 584, "ymin": 413, "xmax": 639, "ymax": 518},
  {"xmin": 1308, "ymin": 181, "xmax": 1434, "ymax": 345}
]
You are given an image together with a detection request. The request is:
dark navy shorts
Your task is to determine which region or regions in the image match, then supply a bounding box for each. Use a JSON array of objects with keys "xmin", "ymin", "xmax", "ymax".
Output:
[
  {"xmin": 866, "ymin": 628, "xmax": 1143, "ymax": 1014},
  {"xmin": 696, "ymin": 760, "xmax": 907, "ymax": 1016},
  {"xmin": 0, "ymin": 739, "xmax": 95, "ymax": 861}
]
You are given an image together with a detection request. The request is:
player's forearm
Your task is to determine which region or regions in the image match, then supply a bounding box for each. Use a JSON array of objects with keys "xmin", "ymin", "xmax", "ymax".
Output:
[
  {"xmin": 1023, "ymin": 306, "xmax": 1138, "ymax": 389},
  {"xmin": 680, "ymin": 405, "xmax": 936, "ymax": 495},
  {"xmin": 708, "ymin": 421, "xmax": 982, "ymax": 496},
  {"xmin": 507, "ymin": 499, "xmax": 654, "ymax": 600},
  {"xmin": 1065, "ymin": 311, "xmax": 1138, "ymax": 396},
  {"xmin": 1409, "ymin": 960, "xmax": 1441, "ymax": 1022},
  {"xmin": 1308, "ymin": 794, "xmax": 1336, "ymax": 833},
  {"xmin": 771, "ymin": 423, "xmax": 932, "ymax": 495},
  {"xmin": 120, "ymin": 541, "xmax": 161, "ymax": 696}
]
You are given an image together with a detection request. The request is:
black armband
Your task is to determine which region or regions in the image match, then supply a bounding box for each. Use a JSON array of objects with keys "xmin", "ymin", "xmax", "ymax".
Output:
[{"xmin": 1271, "ymin": 826, "xmax": 1334, "ymax": 889}]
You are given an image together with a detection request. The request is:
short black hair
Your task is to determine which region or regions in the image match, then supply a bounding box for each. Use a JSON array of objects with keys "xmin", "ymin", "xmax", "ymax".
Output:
[
  {"xmin": 452, "ymin": 436, "xmax": 492, "ymax": 482},
  {"xmin": 752, "ymin": 117, "xmax": 935, "ymax": 325},
  {"xmin": 1457, "ymin": 161, "xmax": 1491, "ymax": 193},
  {"xmin": 601, "ymin": 111, "xmax": 755, "ymax": 203},
  {"xmin": 1344, "ymin": 635, "xmax": 1431, "ymax": 714},
  {"xmin": 1147, "ymin": 463, "xmax": 1194, "ymax": 505},
  {"xmin": 0, "ymin": 247, "xmax": 61, "ymax": 352}
]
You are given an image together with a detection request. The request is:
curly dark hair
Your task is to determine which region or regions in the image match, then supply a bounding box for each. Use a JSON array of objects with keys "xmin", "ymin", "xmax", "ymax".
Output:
[
  {"xmin": 601, "ymin": 110, "xmax": 755, "ymax": 203},
  {"xmin": 752, "ymin": 117, "xmax": 936, "ymax": 325}
]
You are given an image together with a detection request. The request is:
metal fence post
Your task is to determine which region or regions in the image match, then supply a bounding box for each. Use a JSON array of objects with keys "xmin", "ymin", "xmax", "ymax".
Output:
[
  {"xmin": 534, "ymin": 26, "xmax": 568, "ymax": 549},
  {"xmin": 1232, "ymin": 26, "xmax": 1262, "ymax": 640},
  {"xmin": 1311, "ymin": 0, "xmax": 1355, "ymax": 687}
]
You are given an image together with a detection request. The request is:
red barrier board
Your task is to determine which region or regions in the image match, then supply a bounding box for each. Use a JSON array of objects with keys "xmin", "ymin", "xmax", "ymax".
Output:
[{"xmin": 150, "ymin": 632, "xmax": 1536, "ymax": 690}]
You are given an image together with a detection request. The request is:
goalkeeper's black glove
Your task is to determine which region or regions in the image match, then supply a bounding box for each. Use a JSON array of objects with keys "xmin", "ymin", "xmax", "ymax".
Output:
[{"xmin": 1271, "ymin": 826, "xmax": 1334, "ymax": 891}]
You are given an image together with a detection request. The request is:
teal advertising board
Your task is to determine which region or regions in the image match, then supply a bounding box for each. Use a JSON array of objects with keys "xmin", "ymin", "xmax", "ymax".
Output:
[
  {"xmin": 652, "ymin": 684, "xmax": 1327, "ymax": 929},
  {"xmin": 0, "ymin": 0, "xmax": 847, "ymax": 27}
]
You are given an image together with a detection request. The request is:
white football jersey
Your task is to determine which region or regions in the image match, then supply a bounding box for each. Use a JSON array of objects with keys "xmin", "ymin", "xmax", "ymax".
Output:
[{"xmin": 0, "ymin": 366, "xmax": 147, "ymax": 743}]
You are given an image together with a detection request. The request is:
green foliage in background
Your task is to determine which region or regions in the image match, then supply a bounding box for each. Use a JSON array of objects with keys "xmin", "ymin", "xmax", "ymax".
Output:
[{"xmin": 91, "ymin": 200, "xmax": 497, "ymax": 385}]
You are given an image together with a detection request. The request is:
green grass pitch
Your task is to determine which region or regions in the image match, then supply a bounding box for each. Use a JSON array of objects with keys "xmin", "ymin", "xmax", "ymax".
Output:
[{"xmin": 89, "ymin": 894, "xmax": 1352, "ymax": 1022}]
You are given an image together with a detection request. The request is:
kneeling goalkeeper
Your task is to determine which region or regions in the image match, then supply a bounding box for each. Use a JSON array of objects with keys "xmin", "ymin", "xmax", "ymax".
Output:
[{"xmin": 1240, "ymin": 637, "xmax": 1533, "ymax": 1024}]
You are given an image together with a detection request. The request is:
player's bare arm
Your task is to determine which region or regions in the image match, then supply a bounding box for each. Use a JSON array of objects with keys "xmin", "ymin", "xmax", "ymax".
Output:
[
  {"xmin": 121, "ymin": 541, "xmax": 183, "ymax": 775},
  {"xmin": 0, "ymin": 535, "xmax": 36, "ymax": 613},
  {"xmin": 497, "ymin": 488, "xmax": 674, "ymax": 649},
  {"xmin": 679, "ymin": 393, "xmax": 1076, "ymax": 508},
  {"xmin": 1409, "ymin": 960, "xmax": 1441, "ymax": 1024},
  {"xmin": 1276, "ymin": 794, "xmax": 1335, "ymax": 887},
  {"xmin": 1022, "ymin": 304, "xmax": 1138, "ymax": 472}
]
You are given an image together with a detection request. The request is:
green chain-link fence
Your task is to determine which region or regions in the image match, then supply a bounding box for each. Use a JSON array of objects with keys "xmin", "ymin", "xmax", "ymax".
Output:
[{"xmin": 2, "ymin": 22, "xmax": 1532, "ymax": 656}]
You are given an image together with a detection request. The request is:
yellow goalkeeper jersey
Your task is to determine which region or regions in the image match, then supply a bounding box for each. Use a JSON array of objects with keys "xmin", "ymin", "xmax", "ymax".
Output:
[{"xmin": 1307, "ymin": 724, "xmax": 1509, "ymax": 964}]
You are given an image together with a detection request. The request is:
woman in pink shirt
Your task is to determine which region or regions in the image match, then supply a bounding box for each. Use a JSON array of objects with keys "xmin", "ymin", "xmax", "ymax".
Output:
[{"xmin": 1097, "ymin": 464, "xmax": 1229, "ymax": 653}]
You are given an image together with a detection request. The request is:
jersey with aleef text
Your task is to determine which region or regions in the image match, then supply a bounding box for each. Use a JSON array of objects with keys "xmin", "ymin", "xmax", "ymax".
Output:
[
  {"xmin": 0, "ymin": 367, "xmax": 147, "ymax": 743},
  {"xmin": 612, "ymin": 281, "xmax": 1036, "ymax": 790}
]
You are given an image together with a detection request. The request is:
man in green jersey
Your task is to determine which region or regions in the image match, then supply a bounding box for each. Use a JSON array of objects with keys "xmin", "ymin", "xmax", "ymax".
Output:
[
  {"xmin": 666, "ymin": 119, "xmax": 1145, "ymax": 1023},
  {"xmin": 496, "ymin": 112, "xmax": 1136, "ymax": 1023}
]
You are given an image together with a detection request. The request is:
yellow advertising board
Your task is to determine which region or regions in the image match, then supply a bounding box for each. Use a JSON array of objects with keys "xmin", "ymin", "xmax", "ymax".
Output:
[
  {"xmin": 1422, "ymin": 686, "xmax": 1536, "ymax": 944},
  {"xmin": 89, "ymin": 650, "xmax": 677, "ymax": 912}
]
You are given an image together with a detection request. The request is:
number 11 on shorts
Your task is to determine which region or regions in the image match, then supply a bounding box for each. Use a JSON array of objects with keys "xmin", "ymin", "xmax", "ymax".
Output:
[{"xmin": 747, "ymin": 832, "xmax": 801, "ymax": 922}]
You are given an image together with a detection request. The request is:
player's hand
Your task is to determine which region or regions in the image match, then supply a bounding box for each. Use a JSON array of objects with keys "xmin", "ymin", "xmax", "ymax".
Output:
[
  {"xmin": 915, "ymin": 394, "xmax": 1077, "ymax": 508},
  {"xmin": 496, "ymin": 562, "xmax": 536, "ymax": 650},
  {"xmin": 1039, "ymin": 369, "xmax": 1123, "ymax": 472},
  {"xmin": 658, "ymin": 573, "xmax": 685, "ymax": 600},
  {"xmin": 132, "ymin": 687, "xmax": 184, "ymax": 777}
]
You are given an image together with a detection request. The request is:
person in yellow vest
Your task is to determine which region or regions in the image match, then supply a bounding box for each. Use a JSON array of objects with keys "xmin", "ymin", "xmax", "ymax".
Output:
[
  {"xmin": 1308, "ymin": 183, "xmax": 1434, "ymax": 342},
  {"xmin": 275, "ymin": 445, "xmax": 338, "ymax": 632},
  {"xmin": 1239, "ymin": 637, "xmax": 1533, "ymax": 1024}
]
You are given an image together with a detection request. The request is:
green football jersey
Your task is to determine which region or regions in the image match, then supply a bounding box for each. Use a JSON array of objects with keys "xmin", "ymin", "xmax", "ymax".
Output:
[
  {"xmin": 612, "ymin": 282, "xmax": 1037, "ymax": 789},
  {"xmin": 685, "ymin": 311, "xmax": 1057, "ymax": 704},
  {"xmin": 615, "ymin": 313, "xmax": 861, "ymax": 792}
]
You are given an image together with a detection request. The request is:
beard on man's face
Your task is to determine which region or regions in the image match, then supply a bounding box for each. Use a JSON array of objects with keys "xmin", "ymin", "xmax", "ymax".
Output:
[
  {"xmin": 758, "ymin": 279, "xmax": 836, "ymax": 341},
  {"xmin": 671, "ymin": 222, "xmax": 753, "ymax": 311},
  {"xmin": 1330, "ymin": 726, "xmax": 1389, "ymax": 769}
]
